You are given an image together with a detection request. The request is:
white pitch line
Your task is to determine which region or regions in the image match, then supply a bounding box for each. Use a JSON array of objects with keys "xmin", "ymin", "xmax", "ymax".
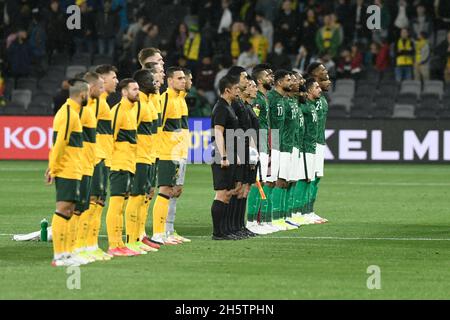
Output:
[{"xmin": 2, "ymin": 233, "xmax": 450, "ymax": 241}]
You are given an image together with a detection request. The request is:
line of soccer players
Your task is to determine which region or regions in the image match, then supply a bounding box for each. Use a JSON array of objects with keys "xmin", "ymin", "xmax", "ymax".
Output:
[
  {"xmin": 210, "ymin": 62, "xmax": 331, "ymax": 240},
  {"xmin": 47, "ymin": 48, "xmax": 192, "ymax": 267}
]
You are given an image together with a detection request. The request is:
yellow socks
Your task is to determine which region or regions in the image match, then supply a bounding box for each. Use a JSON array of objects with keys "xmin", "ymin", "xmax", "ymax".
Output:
[
  {"xmin": 87, "ymin": 203, "xmax": 103, "ymax": 248},
  {"xmin": 125, "ymin": 195, "xmax": 143, "ymax": 243},
  {"xmin": 52, "ymin": 213, "xmax": 70, "ymax": 260},
  {"xmin": 152, "ymin": 194, "xmax": 170, "ymax": 235},
  {"xmin": 67, "ymin": 214, "xmax": 80, "ymax": 254},
  {"xmin": 138, "ymin": 198, "xmax": 151, "ymax": 239},
  {"xmin": 106, "ymin": 196, "xmax": 125, "ymax": 249},
  {"xmin": 75, "ymin": 202, "xmax": 96, "ymax": 251}
]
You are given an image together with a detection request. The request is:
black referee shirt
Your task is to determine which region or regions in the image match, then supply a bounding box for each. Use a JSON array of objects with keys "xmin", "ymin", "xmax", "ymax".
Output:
[{"xmin": 211, "ymin": 97, "xmax": 238, "ymax": 163}]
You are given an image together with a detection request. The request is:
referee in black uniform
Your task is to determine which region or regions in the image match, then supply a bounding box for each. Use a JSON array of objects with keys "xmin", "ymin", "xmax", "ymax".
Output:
[
  {"xmin": 210, "ymin": 75, "xmax": 240, "ymax": 240},
  {"xmin": 227, "ymin": 66, "xmax": 257, "ymax": 239}
]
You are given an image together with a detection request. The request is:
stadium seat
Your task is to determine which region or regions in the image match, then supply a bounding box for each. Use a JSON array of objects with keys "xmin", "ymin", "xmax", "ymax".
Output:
[
  {"xmin": 397, "ymin": 92, "xmax": 418, "ymax": 106},
  {"xmin": 27, "ymin": 104, "xmax": 52, "ymax": 115},
  {"xmin": 439, "ymin": 109, "xmax": 450, "ymax": 119},
  {"xmin": 329, "ymin": 94, "xmax": 352, "ymax": 112},
  {"xmin": 350, "ymin": 107, "xmax": 371, "ymax": 119},
  {"xmin": 378, "ymin": 84, "xmax": 398, "ymax": 99},
  {"xmin": 71, "ymin": 53, "xmax": 92, "ymax": 66},
  {"xmin": 3, "ymin": 101, "xmax": 26, "ymax": 115},
  {"xmin": 375, "ymin": 96, "xmax": 395, "ymax": 111},
  {"xmin": 419, "ymin": 94, "xmax": 441, "ymax": 110},
  {"xmin": 4, "ymin": 78, "xmax": 15, "ymax": 99},
  {"xmin": 423, "ymin": 80, "xmax": 444, "ymax": 99},
  {"xmin": 392, "ymin": 104, "xmax": 415, "ymax": 119},
  {"xmin": 66, "ymin": 65, "xmax": 87, "ymax": 79},
  {"xmin": 400, "ymin": 80, "xmax": 421, "ymax": 98},
  {"xmin": 93, "ymin": 54, "xmax": 113, "ymax": 66},
  {"xmin": 16, "ymin": 78, "xmax": 38, "ymax": 93},
  {"xmin": 334, "ymin": 79, "xmax": 355, "ymax": 98},
  {"xmin": 38, "ymin": 78, "xmax": 59, "ymax": 91},
  {"xmin": 11, "ymin": 89, "xmax": 32, "ymax": 109},
  {"xmin": 51, "ymin": 53, "xmax": 70, "ymax": 66},
  {"xmin": 353, "ymin": 96, "xmax": 373, "ymax": 110},
  {"xmin": 442, "ymin": 95, "xmax": 450, "ymax": 109},
  {"xmin": 328, "ymin": 104, "xmax": 348, "ymax": 118},
  {"xmin": 371, "ymin": 107, "xmax": 392, "ymax": 119},
  {"xmin": 355, "ymin": 84, "xmax": 375, "ymax": 99},
  {"xmin": 415, "ymin": 107, "xmax": 438, "ymax": 119},
  {"xmin": 45, "ymin": 69, "xmax": 65, "ymax": 83},
  {"xmin": 31, "ymin": 93, "xmax": 53, "ymax": 109}
]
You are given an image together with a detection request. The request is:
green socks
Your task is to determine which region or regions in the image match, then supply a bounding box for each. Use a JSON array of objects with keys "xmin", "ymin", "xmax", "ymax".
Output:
[
  {"xmin": 261, "ymin": 185, "xmax": 273, "ymax": 223},
  {"xmin": 247, "ymin": 185, "xmax": 260, "ymax": 222}
]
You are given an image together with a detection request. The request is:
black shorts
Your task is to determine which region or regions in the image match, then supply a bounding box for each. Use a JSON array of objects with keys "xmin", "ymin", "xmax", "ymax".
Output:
[
  {"xmin": 131, "ymin": 163, "xmax": 151, "ymax": 196},
  {"xmin": 212, "ymin": 164, "xmax": 236, "ymax": 191},
  {"xmin": 109, "ymin": 170, "xmax": 134, "ymax": 196},
  {"xmin": 244, "ymin": 164, "xmax": 257, "ymax": 184},
  {"xmin": 157, "ymin": 160, "xmax": 180, "ymax": 187},
  {"xmin": 55, "ymin": 177, "xmax": 80, "ymax": 203},
  {"xmin": 75, "ymin": 175, "xmax": 92, "ymax": 213},
  {"xmin": 149, "ymin": 164, "xmax": 156, "ymax": 190},
  {"xmin": 235, "ymin": 165, "xmax": 244, "ymax": 183},
  {"xmin": 91, "ymin": 160, "xmax": 109, "ymax": 201}
]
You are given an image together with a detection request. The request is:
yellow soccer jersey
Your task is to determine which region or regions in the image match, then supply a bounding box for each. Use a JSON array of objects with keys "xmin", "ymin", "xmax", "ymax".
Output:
[
  {"xmin": 149, "ymin": 92, "xmax": 162, "ymax": 159},
  {"xmin": 159, "ymin": 88, "xmax": 184, "ymax": 161},
  {"xmin": 110, "ymin": 98, "xmax": 138, "ymax": 173},
  {"xmin": 180, "ymin": 91, "xmax": 190, "ymax": 160},
  {"xmin": 79, "ymin": 101, "xmax": 97, "ymax": 176},
  {"xmin": 89, "ymin": 92, "xmax": 113, "ymax": 167},
  {"xmin": 49, "ymin": 98, "xmax": 83, "ymax": 180},
  {"xmin": 134, "ymin": 91, "xmax": 154, "ymax": 165}
]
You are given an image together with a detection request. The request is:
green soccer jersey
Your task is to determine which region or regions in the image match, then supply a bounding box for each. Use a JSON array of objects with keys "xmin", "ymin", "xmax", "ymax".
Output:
[
  {"xmin": 297, "ymin": 101, "xmax": 306, "ymax": 153},
  {"xmin": 282, "ymin": 97, "xmax": 300, "ymax": 153},
  {"xmin": 315, "ymin": 94, "xmax": 329, "ymax": 145},
  {"xmin": 267, "ymin": 89, "xmax": 287, "ymax": 151},
  {"xmin": 254, "ymin": 90, "xmax": 269, "ymax": 153},
  {"xmin": 301, "ymin": 99, "xmax": 318, "ymax": 154}
]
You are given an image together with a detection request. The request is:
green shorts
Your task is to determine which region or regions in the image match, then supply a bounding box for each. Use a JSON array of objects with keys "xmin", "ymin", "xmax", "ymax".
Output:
[
  {"xmin": 157, "ymin": 160, "xmax": 180, "ymax": 187},
  {"xmin": 55, "ymin": 177, "xmax": 81, "ymax": 203},
  {"xmin": 148, "ymin": 164, "xmax": 156, "ymax": 190},
  {"xmin": 91, "ymin": 160, "xmax": 109, "ymax": 201},
  {"xmin": 110, "ymin": 171, "xmax": 134, "ymax": 197},
  {"xmin": 75, "ymin": 175, "xmax": 92, "ymax": 213},
  {"xmin": 131, "ymin": 163, "xmax": 151, "ymax": 196}
]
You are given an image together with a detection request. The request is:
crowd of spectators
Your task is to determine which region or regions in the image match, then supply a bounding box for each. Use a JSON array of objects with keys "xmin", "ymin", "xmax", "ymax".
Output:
[{"xmin": 1, "ymin": 0, "xmax": 450, "ymax": 114}]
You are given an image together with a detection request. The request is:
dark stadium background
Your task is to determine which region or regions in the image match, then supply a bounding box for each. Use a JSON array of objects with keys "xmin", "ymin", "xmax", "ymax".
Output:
[{"xmin": 0, "ymin": 0, "xmax": 449, "ymax": 163}]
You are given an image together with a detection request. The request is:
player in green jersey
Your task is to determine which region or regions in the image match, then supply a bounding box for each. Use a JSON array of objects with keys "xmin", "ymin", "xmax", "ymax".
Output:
[
  {"xmin": 267, "ymin": 70, "xmax": 297, "ymax": 231},
  {"xmin": 305, "ymin": 62, "xmax": 331, "ymax": 223},
  {"xmin": 246, "ymin": 65, "xmax": 279, "ymax": 234},
  {"xmin": 300, "ymin": 78, "xmax": 322, "ymax": 223}
]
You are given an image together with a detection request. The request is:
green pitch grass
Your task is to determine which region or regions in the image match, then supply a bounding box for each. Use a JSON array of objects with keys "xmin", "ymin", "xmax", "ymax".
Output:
[{"xmin": 0, "ymin": 161, "xmax": 449, "ymax": 300}]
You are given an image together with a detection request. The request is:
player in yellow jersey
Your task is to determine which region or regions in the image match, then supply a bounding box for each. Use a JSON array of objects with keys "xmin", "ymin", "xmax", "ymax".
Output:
[
  {"xmin": 150, "ymin": 67, "xmax": 186, "ymax": 245},
  {"xmin": 45, "ymin": 79, "xmax": 90, "ymax": 267},
  {"xmin": 139, "ymin": 62, "xmax": 165, "ymax": 249},
  {"xmin": 106, "ymin": 79, "xmax": 142, "ymax": 257},
  {"xmin": 165, "ymin": 68, "xmax": 192, "ymax": 243},
  {"xmin": 138, "ymin": 47, "xmax": 165, "ymax": 68},
  {"xmin": 81, "ymin": 65, "xmax": 118, "ymax": 258},
  {"xmin": 72, "ymin": 71, "xmax": 113, "ymax": 261},
  {"xmin": 123, "ymin": 69, "xmax": 160, "ymax": 254},
  {"xmin": 61, "ymin": 73, "xmax": 101, "ymax": 265}
]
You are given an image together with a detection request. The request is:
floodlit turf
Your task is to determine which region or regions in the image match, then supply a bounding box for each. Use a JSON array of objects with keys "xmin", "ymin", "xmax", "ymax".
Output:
[{"xmin": 0, "ymin": 161, "xmax": 449, "ymax": 299}]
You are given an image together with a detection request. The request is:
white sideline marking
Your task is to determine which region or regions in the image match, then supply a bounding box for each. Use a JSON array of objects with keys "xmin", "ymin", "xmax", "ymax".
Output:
[{"xmin": 2, "ymin": 233, "xmax": 450, "ymax": 241}]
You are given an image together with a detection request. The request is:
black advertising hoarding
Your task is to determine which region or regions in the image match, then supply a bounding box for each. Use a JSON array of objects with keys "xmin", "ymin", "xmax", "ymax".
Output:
[{"xmin": 324, "ymin": 119, "xmax": 450, "ymax": 163}]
